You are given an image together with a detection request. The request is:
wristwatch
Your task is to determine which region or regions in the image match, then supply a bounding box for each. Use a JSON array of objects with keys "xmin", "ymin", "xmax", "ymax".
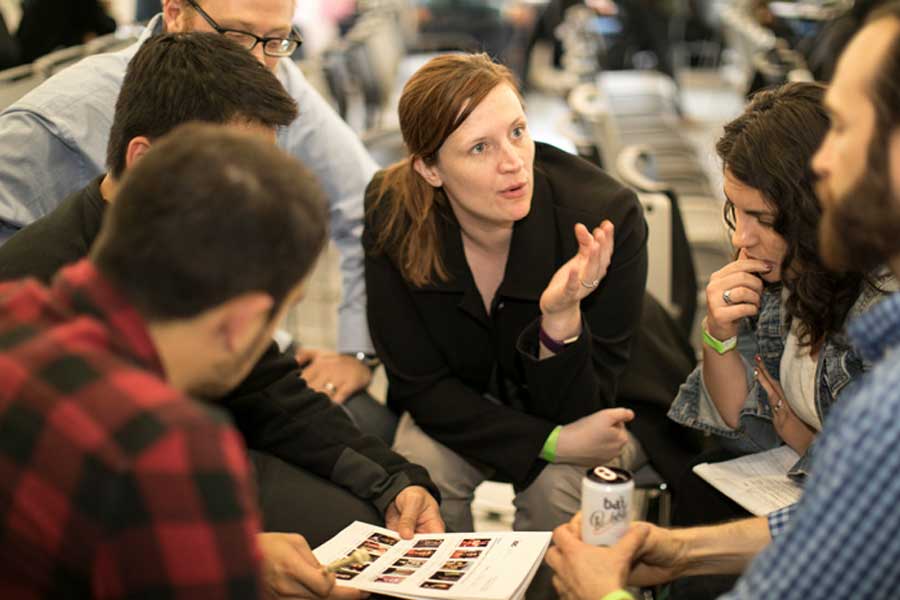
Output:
[
  {"xmin": 702, "ymin": 319, "xmax": 737, "ymax": 354},
  {"xmin": 344, "ymin": 351, "xmax": 381, "ymax": 369}
]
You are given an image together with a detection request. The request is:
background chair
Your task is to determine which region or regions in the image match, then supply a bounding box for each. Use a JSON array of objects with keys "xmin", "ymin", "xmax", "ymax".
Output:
[{"xmin": 0, "ymin": 62, "xmax": 41, "ymax": 110}]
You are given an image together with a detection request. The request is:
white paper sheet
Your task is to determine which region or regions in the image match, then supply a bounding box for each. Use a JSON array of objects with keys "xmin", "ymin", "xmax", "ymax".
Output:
[
  {"xmin": 314, "ymin": 521, "xmax": 551, "ymax": 600},
  {"xmin": 692, "ymin": 446, "xmax": 803, "ymax": 516}
]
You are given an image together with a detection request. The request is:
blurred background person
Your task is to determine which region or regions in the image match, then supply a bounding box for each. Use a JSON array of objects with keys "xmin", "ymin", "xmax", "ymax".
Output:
[{"xmin": 16, "ymin": 0, "xmax": 116, "ymax": 64}]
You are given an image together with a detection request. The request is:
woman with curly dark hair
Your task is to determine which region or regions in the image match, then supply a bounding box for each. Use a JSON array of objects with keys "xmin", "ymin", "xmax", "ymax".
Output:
[{"xmin": 669, "ymin": 81, "xmax": 895, "ymax": 490}]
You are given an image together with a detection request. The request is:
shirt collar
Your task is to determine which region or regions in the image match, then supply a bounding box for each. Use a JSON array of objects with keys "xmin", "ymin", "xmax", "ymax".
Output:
[
  {"xmin": 142, "ymin": 13, "xmax": 165, "ymax": 41},
  {"xmin": 848, "ymin": 290, "xmax": 900, "ymax": 363},
  {"xmin": 51, "ymin": 260, "xmax": 165, "ymax": 377}
]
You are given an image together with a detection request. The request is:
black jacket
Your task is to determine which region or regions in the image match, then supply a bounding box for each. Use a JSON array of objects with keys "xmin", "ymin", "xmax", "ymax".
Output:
[
  {"xmin": 364, "ymin": 143, "xmax": 649, "ymax": 486},
  {"xmin": 0, "ymin": 176, "xmax": 438, "ymax": 513}
]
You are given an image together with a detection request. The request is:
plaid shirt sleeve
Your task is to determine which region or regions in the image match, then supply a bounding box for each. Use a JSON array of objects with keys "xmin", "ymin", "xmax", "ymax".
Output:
[
  {"xmin": 720, "ymin": 361, "xmax": 900, "ymax": 599},
  {"xmin": 91, "ymin": 410, "xmax": 262, "ymax": 599}
]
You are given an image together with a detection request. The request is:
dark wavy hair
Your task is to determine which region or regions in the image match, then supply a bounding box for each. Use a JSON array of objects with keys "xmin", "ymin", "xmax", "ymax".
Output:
[{"xmin": 717, "ymin": 82, "xmax": 864, "ymax": 348}]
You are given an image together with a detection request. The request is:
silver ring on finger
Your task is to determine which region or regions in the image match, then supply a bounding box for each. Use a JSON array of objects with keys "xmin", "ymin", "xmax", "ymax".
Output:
[
  {"xmin": 723, "ymin": 288, "xmax": 735, "ymax": 305},
  {"xmin": 580, "ymin": 278, "xmax": 600, "ymax": 289},
  {"xmin": 324, "ymin": 381, "xmax": 337, "ymax": 395}
]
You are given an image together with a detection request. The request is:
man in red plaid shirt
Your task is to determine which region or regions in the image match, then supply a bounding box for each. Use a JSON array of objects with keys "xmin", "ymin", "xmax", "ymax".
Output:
[{"xmin": 0, "ymin": 123, "xmax": 335, "ymax": 598}]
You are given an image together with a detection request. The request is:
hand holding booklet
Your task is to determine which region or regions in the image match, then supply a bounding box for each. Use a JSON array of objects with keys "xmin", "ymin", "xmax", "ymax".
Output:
[{"xmin": 313, "ymin": 521, "xmax": 551, "ymax": 600}]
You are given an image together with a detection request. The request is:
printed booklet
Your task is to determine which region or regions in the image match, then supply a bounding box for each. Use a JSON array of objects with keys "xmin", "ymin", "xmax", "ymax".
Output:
[{"xmin": 313, "ymin": 521, "xmax": 552, "ymax": 600}]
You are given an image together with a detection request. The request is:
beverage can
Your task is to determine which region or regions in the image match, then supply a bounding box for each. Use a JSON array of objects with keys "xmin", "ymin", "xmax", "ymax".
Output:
[{"xmin": 580, "ymin": 465, "xmax": 633, "ymax": 546}]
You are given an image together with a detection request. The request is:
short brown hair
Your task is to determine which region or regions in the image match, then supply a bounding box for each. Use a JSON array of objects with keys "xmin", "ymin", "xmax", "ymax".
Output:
[
  {"xmin": 106, "ymin": 32, "xmax": 298, "ymax": 178},
  {"xmin": 93, "ymin": 123, "xmax": 327, "ymax": 321},
  {"xmin": 366, "ymin": 53, "xmax": 520, "ymax": 286}
]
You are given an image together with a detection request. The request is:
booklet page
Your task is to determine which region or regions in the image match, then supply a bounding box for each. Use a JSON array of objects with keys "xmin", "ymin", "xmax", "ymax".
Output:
[
  {"xmin": 693, "ymin": 445, "xmax": 803, "ymax": 516},
  {"xmin": 314, "ymin": 521, "xmax": 551, "ymax": 600}
]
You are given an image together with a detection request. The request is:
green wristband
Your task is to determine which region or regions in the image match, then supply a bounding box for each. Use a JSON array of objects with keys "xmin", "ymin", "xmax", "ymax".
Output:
[
  {"xmin": 600, "ymin": 590, "xmax": 635, "ymax": 600},
  {"xmin": 703, "ymin": 327, "xmax": 737, "ymax": 354},
  {"xmin": 540, "ymin": 425, "xmax": 562, "ymax": 463}
]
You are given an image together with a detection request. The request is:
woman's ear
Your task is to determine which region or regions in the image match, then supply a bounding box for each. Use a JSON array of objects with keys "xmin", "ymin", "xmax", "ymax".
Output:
[{"xmin": 412, "ymin": 156, "xmax": 443, "ymax": 189}]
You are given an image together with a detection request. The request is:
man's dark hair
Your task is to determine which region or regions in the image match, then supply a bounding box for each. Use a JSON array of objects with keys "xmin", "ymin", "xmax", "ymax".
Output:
[
  {"xmin": 92, "ymin": 123, "xmax": 328, "ymax": 321},
  {"xmin": 718, "ymin": 82, "xmax": 863, "ymax": 348},
  {"xmin": 106, "ymin": 32, "xmax": 298, "ymax": 178}
]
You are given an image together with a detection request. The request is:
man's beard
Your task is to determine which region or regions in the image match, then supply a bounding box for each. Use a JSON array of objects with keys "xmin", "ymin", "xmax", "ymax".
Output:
[{"xmin": 818, "ymin": 150, "xmax": 900, "ymax": 273}]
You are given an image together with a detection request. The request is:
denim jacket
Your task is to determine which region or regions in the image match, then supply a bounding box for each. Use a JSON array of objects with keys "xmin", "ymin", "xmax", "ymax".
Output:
[{"xmin": 669, "ymin": 274, "xmax": 895, "ymax": 481}]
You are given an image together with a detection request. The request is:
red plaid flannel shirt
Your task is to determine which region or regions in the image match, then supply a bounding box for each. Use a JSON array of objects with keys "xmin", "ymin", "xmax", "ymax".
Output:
[{"xmin": 0, "ymin": 260, "xmax": 262, "ymax": 599}]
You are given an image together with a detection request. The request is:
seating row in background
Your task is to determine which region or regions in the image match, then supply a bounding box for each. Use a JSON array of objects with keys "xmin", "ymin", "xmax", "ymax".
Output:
[
  {"xmin": 298, "ymin": 2, "xmax": 444, "ymax": 169},
  {"xmin": 547, "ymin": 2, "xmax": 732, "ymax": 350},
  {"xmin": 0, "ymin": 27, "xmax": 142, "ymax": 111}
]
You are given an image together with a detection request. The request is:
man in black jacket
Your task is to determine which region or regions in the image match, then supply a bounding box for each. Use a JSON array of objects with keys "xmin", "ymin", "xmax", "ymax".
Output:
[{"xmin": 0, "ymin": 32, "xmax": 442, "ymax": 557}]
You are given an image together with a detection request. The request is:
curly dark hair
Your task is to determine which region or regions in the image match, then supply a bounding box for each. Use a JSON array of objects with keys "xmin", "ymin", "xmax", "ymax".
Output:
[{"xmin": 717, "ymin": 82, "xmax": 864, "ymax": 348}]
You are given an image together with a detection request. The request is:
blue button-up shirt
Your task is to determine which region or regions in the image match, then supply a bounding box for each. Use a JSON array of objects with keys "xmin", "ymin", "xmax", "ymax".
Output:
[
  {"xmin": 722, "ymin": 290, "xmax": 900, "ymax": 598},
  {"xmin": 0, "ymin": 15, "xmax": 378, "ymax": 353}
]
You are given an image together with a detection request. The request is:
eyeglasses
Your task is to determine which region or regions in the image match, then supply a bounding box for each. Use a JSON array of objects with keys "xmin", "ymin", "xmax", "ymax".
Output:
[{"xmin": 186, "ymin": 0, "xmax": 303, "ymax": 57}]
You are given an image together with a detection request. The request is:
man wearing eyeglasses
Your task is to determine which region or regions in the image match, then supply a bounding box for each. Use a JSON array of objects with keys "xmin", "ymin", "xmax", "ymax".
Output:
[{"xmin": 0, "ymin": 0, "xmax": 384, "ymax": 413}]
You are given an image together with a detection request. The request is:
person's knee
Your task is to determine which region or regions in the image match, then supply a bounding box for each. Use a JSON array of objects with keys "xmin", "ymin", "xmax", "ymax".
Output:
[
  {"xmin": 515, "ymin": 464, "xmax": 582, "ymax": 530},
  {"xmin": 393, "ymin": 414, "xmax": 484, "ymax": 500},
  {"xmin": 526, "ymin": 465, "xmax": 581, "ymax": 507},
  {"xmin": 410, "ymin": 453, "xmax": 480, "ymax": 501}
]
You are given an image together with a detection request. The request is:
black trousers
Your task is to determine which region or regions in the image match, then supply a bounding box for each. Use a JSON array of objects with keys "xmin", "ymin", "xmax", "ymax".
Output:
[{"xmin": 249, "ymin": 450, "xmax": 384, "ymax": 548}]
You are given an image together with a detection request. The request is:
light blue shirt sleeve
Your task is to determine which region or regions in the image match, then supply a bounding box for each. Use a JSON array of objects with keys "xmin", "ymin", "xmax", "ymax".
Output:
[
  {"xmin": 277, "ymin": 61, "xmax": 378, "ymax": 354},
  {"xmin": 0, "ymin": 110, "xmax": 98, "ymax": 228},
  {"xmin": 0, "ymin": 22, "xmax": 146, "ymax": 229}
]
